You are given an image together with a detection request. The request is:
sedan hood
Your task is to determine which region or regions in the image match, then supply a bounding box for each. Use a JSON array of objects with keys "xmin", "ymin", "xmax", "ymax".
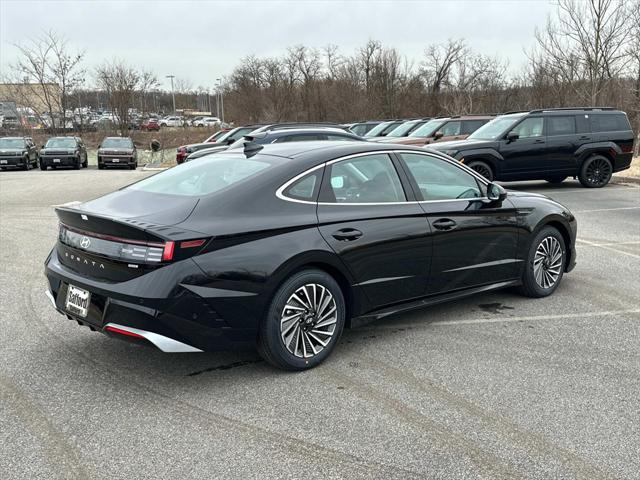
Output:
[{"xmin": 76, "ymin": 188, "xmax": 199, "ymax": 226}]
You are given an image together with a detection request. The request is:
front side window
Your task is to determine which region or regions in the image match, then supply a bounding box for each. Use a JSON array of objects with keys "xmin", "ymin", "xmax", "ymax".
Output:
[
  {"xmin": 440, "ymin": 121, "xmax": 461, "ymax": 136},
  {"xmin": 511, "ymin": 117, "xmax": 544, "ymax": 138},
  {"xmin": 400, "ymin": 153, "xmax": 482, "ymax": 201},
  {"xmin": 547, "ymin": 116, "xmax": 576, "ymax": 136},
  {"xmin": 409, "ymin": 119, "xmax": 446, "ymax": 138},
  {"xmin": 324, "ymin": 154, "xmax": 406, "ymax": 203},
  {"xmin": 468, "ymin": 115, "xmax": 524, "ymax": 140}
]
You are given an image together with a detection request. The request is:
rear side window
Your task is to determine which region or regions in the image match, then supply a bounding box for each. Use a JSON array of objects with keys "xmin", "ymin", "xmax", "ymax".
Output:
[
  {"xmin": 590, "ymin": 114, "xmax": 631, "ymax": 132},
  {"xmin": 283, "ymin": 172, "xmax": 320, "ymax": 201},
  {"xmin": 461, "ymin": 120, "xmax": 487, "ymax": 135},
  {"xmin": 547, "ymin": 116, "xmax": 576, "ymax": 136}
]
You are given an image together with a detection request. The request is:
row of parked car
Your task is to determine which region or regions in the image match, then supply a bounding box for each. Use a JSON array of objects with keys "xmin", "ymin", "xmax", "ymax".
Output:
[
  {"xmin": 0, "ymin": 136, "xmax": 138, "ymax": 171},
  {"xmin": 174, "ymin": 107, "xmax": 634, "ymax": 188}
]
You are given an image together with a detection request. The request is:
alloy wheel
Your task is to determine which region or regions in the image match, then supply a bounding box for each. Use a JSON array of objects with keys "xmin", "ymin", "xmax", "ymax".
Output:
[
  {"xmin": 533, "ymin": 236, "xmax": 563, "ymax": 289},
  {"xmin": 584, "ymin": 158, "xmax": 611, "ymax": 186},
  {"xmin": 470, "ymin": 163, "xmax": 492, "ymax": 180},
  {"xmin": 280, "ymin": 283, "xmax": 337, "ymax": 358}
]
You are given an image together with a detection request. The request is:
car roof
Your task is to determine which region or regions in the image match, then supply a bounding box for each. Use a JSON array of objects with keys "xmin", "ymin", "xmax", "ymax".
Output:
[
  {"xmin": 231, "ymin": 140, "xmax": 433, "ymax": 164},
  {"xmin": 251, "ymin": 127, "xmax": 359, "ymax": 137}
]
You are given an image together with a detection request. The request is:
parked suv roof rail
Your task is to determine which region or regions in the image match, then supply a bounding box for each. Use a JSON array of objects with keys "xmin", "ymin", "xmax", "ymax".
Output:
[
  {"xmin": 263, "ymin": 122, "xmax": 346, "ymax": 131},
  {"xmin": 529, "ymin": 107, "xmax": 617, "ymax": 113}
]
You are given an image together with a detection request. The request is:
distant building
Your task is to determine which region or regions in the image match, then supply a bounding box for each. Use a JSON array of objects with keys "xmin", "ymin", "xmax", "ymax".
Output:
[{"xmin": 0, "ymin": 83, "xmax": 62, "ymax": 115}]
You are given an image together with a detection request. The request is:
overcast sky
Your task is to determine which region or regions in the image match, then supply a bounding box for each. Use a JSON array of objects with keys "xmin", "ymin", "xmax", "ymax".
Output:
[{"xmin": 1, "ymin": 0, "xmax": 554, "ymax": 91}]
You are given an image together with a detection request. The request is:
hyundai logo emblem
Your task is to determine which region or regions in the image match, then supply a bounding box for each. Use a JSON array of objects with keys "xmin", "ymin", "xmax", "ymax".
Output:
[{"xmin": 80, "ymin": 236, "xmax": 91, "ymax": 249}]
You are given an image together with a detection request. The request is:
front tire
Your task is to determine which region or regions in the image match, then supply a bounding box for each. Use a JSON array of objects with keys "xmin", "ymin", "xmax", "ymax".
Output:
[
  {"xmin": 466, "ymin": 160, "xmax": 494, "ymax": 181},
  {"xmin": 578, "ymin": 155, "xmax": 612, "ymax": 188},
  {"xmin": 518, "ymin": 226, "xmax": 566, "ymax": 298},
  {"xmin": 258, "ymin": 269, "xmax": 346, "ymax": 370}
]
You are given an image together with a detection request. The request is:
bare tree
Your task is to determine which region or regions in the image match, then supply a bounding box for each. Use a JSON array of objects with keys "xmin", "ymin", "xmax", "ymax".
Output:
[
  {"xmin": 421, "ymin": 39, "xmax": 467, "ymax": 113},
  {"xmin": 11, "ymin": 30, "xmax": 84, "ymax": 132},
  {"xmin": 626, "ymin": 0, "xmax": 640, "ymax": 151},
  {"xmin": 95, "ymin": 60, "xmax": 140, "ymax": 132},
  {"xmin": 533, "ymin": 0, "xmax": 632, "ymax": 105}
]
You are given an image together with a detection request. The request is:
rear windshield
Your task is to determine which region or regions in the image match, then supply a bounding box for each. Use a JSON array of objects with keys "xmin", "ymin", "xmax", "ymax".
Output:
[
  {"xmin": 45, "ymin": 138, "xmax": 76, "ymax": 148},
  {"xmin": 0, "ymin": 138, "xmax": 25, "ymax": 148},
  {"xmin": 102, "ymin": 138, "xmax": 133, "ymax": 148},
  {"xmin": 128, "ymin": 154, "xmax": 271, "ymax": 196}
]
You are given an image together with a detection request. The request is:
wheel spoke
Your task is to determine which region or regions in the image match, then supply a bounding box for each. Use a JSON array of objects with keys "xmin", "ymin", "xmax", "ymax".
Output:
[{"xmin": 280, "ymin": 282, "xmax": 338, "ymax": 358}]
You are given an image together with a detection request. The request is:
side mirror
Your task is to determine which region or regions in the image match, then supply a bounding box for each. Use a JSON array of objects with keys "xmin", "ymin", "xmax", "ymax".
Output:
[
  {"xmin": 487, "ymin": 183, "xmax": 507, "ymax": 202},
  {"xmin": 506, "ymin": 131, "xmax": 519, "ymax": 142},
  {"xmin": 433, "ymin": 131, "xmax": 444, "ymax": 140},
  {"xmin": 41, "ymin": 145, "xmax": 45, "ymax": 149},
  {"xmin": 97, "ymin": 144, "xmax": 101, "ymax": 148},
  {"xmin": 226, "ymin": 138, "xmax": 235, "ymax": 145}
]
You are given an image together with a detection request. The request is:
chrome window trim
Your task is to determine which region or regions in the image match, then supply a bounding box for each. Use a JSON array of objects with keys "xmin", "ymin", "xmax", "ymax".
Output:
[{"xmin": 275, "ymin": 149, "xmax": 490, "ymax": 206}]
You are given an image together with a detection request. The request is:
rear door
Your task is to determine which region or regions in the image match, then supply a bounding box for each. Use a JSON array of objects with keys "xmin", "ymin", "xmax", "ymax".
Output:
[
  {"xmin": 545, "ymin": 115, "xmax": 580, "ymax": 173},
  {"xmin": 316, "ymin": 152, "xmax": 431, "ymax": 308},
  {"xmin": 397, "ymin": 152, "xmax": 519, "ymax": 294}
]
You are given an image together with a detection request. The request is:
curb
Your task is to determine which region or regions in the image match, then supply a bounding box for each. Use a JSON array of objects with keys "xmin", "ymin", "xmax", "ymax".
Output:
[{"xmin": 611, "ymin": 175, "xmax": 640, "ymax": 186}]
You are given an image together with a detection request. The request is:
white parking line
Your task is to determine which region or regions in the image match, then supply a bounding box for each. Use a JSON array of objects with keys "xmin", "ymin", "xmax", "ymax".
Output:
[
  {"xmin": 574, "ymin": 207, "xmax": 640, "ymax": 213},
  {"xmin": 577, "ymin": 239, "xmax": 640, "ymax": 259},
  {"xmin": 431, "ymin": 309, "xmax": 640, "ymax": 327}
]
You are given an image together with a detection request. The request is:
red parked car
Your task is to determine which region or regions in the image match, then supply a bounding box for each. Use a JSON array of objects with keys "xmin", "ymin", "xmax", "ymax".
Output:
[{"xmin": 140, "ymin": 118, "xmax": 160, "ymax": 131}]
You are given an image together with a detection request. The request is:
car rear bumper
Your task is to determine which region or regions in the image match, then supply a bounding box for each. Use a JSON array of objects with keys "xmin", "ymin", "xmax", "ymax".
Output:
[
  {"xmin": 44, "ymin": 247, "xmax": 257, "ymax": 352},
  {"xmin": 613, "ymin": 152, "xmax": 634, "ymax": 173}
]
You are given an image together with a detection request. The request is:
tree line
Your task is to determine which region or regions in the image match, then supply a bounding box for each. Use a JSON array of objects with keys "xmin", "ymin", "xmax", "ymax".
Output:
[{"xmin": 3, "ymin": 0, "xmax": 639, "ymax": 140}]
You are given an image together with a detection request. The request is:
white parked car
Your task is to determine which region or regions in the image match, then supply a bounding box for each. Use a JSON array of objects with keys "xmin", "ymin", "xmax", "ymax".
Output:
[
  {"xmin": 159, "ymin": 116, "xmax": 184, "ymax": 127},
  {"xmin": 193, "ymin": 116, "xmax": 221, "ymax": 127}
]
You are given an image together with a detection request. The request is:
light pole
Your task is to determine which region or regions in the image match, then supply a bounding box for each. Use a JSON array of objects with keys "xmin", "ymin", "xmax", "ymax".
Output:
[
  {"xmin": 216, "ymin": 78, "xmax": 224, "ymax": 124},
  {"xmin": 166, "ymin": 75, "xmax": 176, "ymax": 113}
]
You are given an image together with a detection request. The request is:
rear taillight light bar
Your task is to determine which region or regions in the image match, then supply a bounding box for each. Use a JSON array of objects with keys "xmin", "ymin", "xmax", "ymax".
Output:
[{"xmin": 59, "ymin": 224, "xmax": 207, "ymax": 263}]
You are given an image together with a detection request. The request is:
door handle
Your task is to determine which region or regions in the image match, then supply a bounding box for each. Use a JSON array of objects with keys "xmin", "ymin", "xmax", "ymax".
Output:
[
  {"xmin": 332, "ymin": 228, "xmax": 363, "ymax": 241},
  {"xmin": 432, "ymin": 219, "xmax": 457, "ymax": 231},
  {"xmin": 533, "ymin": 139, "xmax": 545, "ymax": 144},
  {"xmin": 579, "ymin": 135, "xmax": 591, "ymax": 140}
]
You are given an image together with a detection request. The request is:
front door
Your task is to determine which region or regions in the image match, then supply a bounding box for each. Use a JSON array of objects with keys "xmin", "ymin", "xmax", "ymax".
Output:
[
  {"xmin": 498, "ymin": 116, "xmax": 547, "ymax": 177},
  {"xmin": 397, "ymin": 152, "xmax": 520, "ymax": 295},
  {"xmin": 316, "ymin": 152, "xmax": 432, "ymax": 309}
]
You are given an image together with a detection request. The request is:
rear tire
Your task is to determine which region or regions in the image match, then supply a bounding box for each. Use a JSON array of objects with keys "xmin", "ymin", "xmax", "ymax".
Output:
[
  {"xmin": 466, "ymin": 160, "xmax": 494, "ymax": 181},
  {"xmin": 578, "ymin": 155, "xmax": 612, "ymax": 188},
  {"xmin": 257, "ymin": 269, "xmax": 346, "ymax": 371},
  {"xmin": 518, "ymin": 226, "xmax": 566, "ymax": 298}
]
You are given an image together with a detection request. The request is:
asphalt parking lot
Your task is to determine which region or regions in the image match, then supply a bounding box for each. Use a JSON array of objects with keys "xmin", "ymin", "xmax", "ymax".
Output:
[{"xmin": 1, "ymin": 168, "xmax": 639, "ymax": 480}]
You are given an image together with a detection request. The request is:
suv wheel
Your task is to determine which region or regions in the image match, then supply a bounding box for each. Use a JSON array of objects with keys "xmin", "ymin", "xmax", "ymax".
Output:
[
  {"xmin": 23, "ymin": 158, "xmax": 31, "ymax": 171},
  {"xmin": 73, "ymin": 157, "xmax": 81, "ymax": 170},
  {"xmin": 466, "ymin": 160, "xmax": 493, "ymax": 181},
  {"xmin": 578, "ymin": 155, "xmax": 612, "ymax": 188},
  {"xmin": 518, "ymin": 226, "xmax": 566, "ymax": 298},
  {"xmin": 258, "ymin": 269, "xmax": 346, "ymax": 370},
  {"xmin": 40, "ymin": 162, "xmax": 46, "ymax": 171}
]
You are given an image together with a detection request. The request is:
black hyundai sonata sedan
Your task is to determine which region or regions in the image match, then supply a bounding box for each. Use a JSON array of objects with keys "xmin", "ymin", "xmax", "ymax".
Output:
[{"xmin": 45, "ymin": 142, "xmax": 576, "ymax": 370}]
